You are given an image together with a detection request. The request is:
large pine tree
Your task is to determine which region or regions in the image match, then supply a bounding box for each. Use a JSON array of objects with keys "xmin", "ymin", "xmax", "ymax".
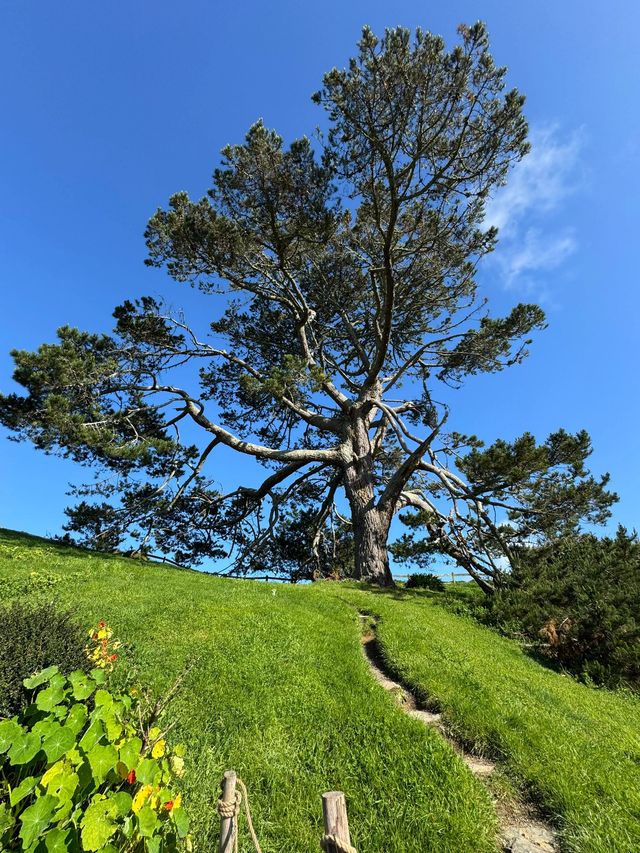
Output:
[{"xmin": 0, "ymin": 24, "xmax": 615, "ymax": 588}]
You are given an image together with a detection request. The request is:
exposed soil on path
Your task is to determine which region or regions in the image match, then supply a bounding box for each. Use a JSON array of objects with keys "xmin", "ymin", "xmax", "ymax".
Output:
[{"xmin": 359, "ymin": 616, "xmax": 559, "ymax": 853}]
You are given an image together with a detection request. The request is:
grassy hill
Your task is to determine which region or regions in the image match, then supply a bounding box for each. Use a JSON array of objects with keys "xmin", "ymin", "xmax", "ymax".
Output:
[{"xmin": 1, "ymin": 528, "xmax": 639, "ymax": 852}]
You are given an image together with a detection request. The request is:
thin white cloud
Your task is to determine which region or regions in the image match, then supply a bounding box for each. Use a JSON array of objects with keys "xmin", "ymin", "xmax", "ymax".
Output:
[
  {"xmin": 485, "ymin": 125, "xmax": 583, "ymax": 234},
  {"xmin": 499, "ymin": 228, "xmax": 577, "ymax": 286},
  {"xmin": 485, "ymin": 125, "xmax": 583, "ymax": 288}
]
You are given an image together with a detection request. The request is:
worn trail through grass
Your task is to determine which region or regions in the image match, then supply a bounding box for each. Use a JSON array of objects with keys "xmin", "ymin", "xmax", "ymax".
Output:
[
  {"xmin": 358, "ymin": 613, "xmax": 557, "ymax": 853},
  {"xmin": 339, "ymin": 586, "xmax": 640, "ymax": 853}
]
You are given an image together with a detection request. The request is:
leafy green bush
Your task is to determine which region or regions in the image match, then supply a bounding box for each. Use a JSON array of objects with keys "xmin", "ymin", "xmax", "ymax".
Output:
[
  {"xmin": 0, "ymin": 603, "xmax": 89, "ymax": 717},
  {"xmin": 0, "ymin": 664, "xmax": 189, "ymax": 851},
  {"xmin": 405, "ymin": 573, "xmax": 445, "ymax": 592},
  {"xmin": 491, "ymin": 527, "xmax": 640, "ymax": 687}
]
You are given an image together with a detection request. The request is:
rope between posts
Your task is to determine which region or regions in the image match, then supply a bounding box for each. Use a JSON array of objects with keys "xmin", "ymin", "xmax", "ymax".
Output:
[
  {"xmin": 218, "ymin": 775, "xmax": 357, "ymax": 853},
  {"xmin": 321, "ymin": 834, "xmax": 358, "ymax": 853},
  {"xmin": 217, "ymin": 776, "xmax": 263, "ymax": 853}
]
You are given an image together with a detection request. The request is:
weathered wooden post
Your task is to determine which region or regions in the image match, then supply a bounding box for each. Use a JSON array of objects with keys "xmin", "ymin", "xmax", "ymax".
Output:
[
  {"xmin": 321, "ymin": 791, "xmax": 355, "ymax": 852},
  {"xmin": 218, "ymin": 770, "xmax": 238, "ymax": 853}
]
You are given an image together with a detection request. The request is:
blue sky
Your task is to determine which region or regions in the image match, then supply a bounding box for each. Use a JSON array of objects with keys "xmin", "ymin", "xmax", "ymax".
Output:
[{"xmin": 1, "ymin": 1, "xmax": 639, "ymax": 554}]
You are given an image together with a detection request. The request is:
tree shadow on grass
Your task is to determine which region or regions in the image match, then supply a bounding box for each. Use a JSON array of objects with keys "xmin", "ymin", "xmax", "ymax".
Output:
[{"xmin": 348, "ymin": 581, "xmax": 444, "ymax": 603}]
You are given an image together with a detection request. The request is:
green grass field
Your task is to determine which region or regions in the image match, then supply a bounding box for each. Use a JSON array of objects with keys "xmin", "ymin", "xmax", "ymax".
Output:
[{"xmin": 2, "ymin": 529, "xmax": 640, "ymax": 852}]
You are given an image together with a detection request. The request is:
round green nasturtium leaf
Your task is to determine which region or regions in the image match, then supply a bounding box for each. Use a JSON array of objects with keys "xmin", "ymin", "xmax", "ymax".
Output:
[
  {"xmin": 68, "ymin": 671, "xmax": 95, "ymax": 701},
  {"xmin": 86, "ymin": 743, "xmax": 118, "ymax": 784},
  {"xmin": 9, "ymin": 775, "xmax": 37, "ymax": 807},
  {"xmin": 90, "ymin": 668, "xmax": 107, "ymax": 685},
  {"xmin": 79, "ymin": 718, "xmax": 105, "ymax": 753},
  {"xmin": 19, "ymin": 794, "xmax": 58, "ymax": 848},
  {"xmin": 65, "ymin": 747, "xmax": 83, "ymax": 767},
  {"xmin": 32, "ymin": 719, "xmax": 58, "ymax": 740},
  {"xmin": 0, "ymin": 718, "xmax": 23, "ymax": 753},
  {"xmin": 146, "ymin": 837, "xmax": 162, "ymax": 853},
  {"xmin": 111, "ymin": 791, "xmax": 133, "ymax": 817},
  {"xmin": 136, "ymin": 804, "xmax": 158, "ymax": 837},
  {"xmin": 135, "ymin": 757, "xmax": 160, "ymax": 785},
  {"xmin": 43, "ymin": 722, "xmax": 76, "ymax": 763},
  {"xmin": 93, "ymin": 689, "xmax": 113, "ymax": 708},
  {"xmin": 172, "ymin": 807, "xmax": 190, "ymax": 839},
  {"xmin": 42, "ymin": 762, "xmax": 79, "ymax": 809},
  {"xmin": 65, "ymin": 703, "xmax": 88, "ymax": 736},
  {"xmin": 36, "ymin": 684, "xmax": 66, "ymax": 712},
  {"xmin": 80, "ymin": 798, "xmax": 118, "ymax": 852},
  {"xmin": 44, "ymin": 825, "xmax": 75, "ymax": 853},
  {"xmin": 41, "ymin": 759, "xmax": 66, "ymax": 787},
  {"xmin": 8, "ymin": 731, "xmax": 41, "ymax": 765},
  {"xmin": 118, "ymin": 736, "xmax": 142, "ymax": 770},
  {"xmin": 48, "ymin": 673, "xmax": 67, "ymax": 691},
  {"xmin": 52, "ymin": 705, "xmax": 69, "ymax": 723},
  {"xmin": 99, "ymin": 708, "xmax": 122, "ymax": 743},
  {"xmin": 121, "ymin": 814, "xmax": 134, "ymax": 839},
  {"xmin": 23, "ymin": 665, "xmax": 59, "ymax": 690},
  {"xmin": 52, "ymin": 796, "xmax": 74, "ymax": 826}
]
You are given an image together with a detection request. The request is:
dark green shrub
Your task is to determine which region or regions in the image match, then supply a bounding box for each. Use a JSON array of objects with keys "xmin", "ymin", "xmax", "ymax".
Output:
[
  {"xmin": 0, "ymin": 602, "xmax": 89, "ymax": 717},
  {"xmin": 405, "ymin": 572, "xmax": 445, "ymax": 592},
  {"xmin": 490, "ymin": 527, "xmax": 640, "ymax": 687}
]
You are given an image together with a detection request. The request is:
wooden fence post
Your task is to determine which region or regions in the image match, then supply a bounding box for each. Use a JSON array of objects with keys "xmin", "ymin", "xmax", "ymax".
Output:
[
  {"xmin": 218, "ymin": 770, "xmax": 237, "ymax": 853},
  {"xmin": 321, "ymin": 791, "xmax": 353, "ymax": 852}
]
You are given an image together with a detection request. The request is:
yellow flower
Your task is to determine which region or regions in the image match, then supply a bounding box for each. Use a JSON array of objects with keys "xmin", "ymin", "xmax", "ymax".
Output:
[
  {"xmin": 151, "ymin": 739, "xmax": 166, "ymax": 759},
  {"xmin": 132, "ymin": 784, "xmax": 153, "ymax": 814},
  {"xmin": 173, "ymin": 793, "xmax": 182, "ymax": 809}
]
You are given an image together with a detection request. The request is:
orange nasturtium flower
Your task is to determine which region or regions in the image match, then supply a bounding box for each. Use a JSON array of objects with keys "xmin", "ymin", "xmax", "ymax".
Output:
[
  {"xmin": 164, "ymin": 794, "xmax": 182, "ymax": 811},
  {"xmin": 127, "ymin": 769, "xmax": 136, "ymax": 785}
]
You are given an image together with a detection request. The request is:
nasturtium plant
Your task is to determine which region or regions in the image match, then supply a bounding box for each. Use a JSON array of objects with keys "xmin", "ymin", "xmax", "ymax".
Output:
[
  {"xmin": 85, "ymin": 621, "xmax": 122, "ymax": 672},
  {"xmin": 0, "ymin": 660, "xmax": 189, "ymax": 851}
]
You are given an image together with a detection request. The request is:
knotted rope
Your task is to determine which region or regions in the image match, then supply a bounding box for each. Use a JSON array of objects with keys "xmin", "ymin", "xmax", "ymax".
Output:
[
  {"xmin": 218, "ymin": 775, "xmax": 356, "ymax": 853},
  {"xmin": 320, "ymin": 833, "xmax": 358, "ymax": 853},
  {"xmin": 217, "ymin": 776, "xmax": 263, "ymax": 853}
]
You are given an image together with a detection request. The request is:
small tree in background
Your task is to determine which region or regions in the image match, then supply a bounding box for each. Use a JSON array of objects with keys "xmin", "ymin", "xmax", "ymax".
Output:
[{"xmin": 0, "ymin": 23, "xmax": 615, "ymax": 588}]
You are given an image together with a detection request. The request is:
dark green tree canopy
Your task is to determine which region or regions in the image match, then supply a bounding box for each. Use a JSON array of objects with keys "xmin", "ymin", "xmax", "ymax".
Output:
[{"xmin": 0, "ymin": 23, "xmax": 615, "ymax": 587}]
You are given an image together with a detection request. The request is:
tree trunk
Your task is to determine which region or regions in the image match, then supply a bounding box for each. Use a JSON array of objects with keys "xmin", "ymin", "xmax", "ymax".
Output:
[
  {"xmin": 342, "ymin": 410, "xmax": 395, "ymax": 586},
  {"xmin": 351, "ymin": 506, "xmax": 394, "ymax": 586}
]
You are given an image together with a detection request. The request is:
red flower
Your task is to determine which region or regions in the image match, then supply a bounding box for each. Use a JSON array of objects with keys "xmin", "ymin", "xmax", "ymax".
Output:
[
  {"xmin": 92, "ymin": 632, "xmax": 98, "ymax": 640},
  {"xmin": 110, "ymin": 653, "xmax": 118, "ymax": 662},
  {"xmin": 163, "ymin": 800, "xmax": 174, "ymax": 811},
  {"xmin": 98, "ymin": 620, "xmax": 106, "ymax": 628},
  {"xmin": 127, "ymin": 769, "xmax": 136, "ymax": 784}
]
